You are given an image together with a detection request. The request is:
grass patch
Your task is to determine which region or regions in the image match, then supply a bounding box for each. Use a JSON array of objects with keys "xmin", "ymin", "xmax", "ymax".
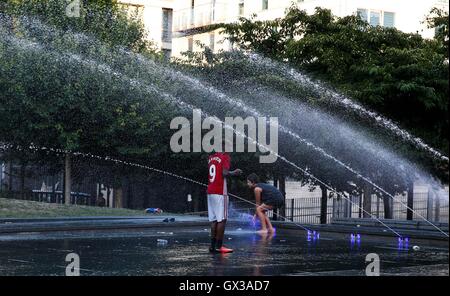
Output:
[{"xmin": 0, "ymin": 197, "xmax": 150, "ymax": 218}]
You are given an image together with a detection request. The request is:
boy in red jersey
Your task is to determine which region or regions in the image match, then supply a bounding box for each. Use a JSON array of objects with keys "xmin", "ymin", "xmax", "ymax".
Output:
[{"xmin": 207, "ymin": 150, "xmax": 242, "ymax": 253}]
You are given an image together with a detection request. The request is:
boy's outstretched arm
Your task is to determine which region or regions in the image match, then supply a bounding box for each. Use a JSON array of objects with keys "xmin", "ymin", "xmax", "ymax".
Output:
[{"xmin": 223, "ymin": 168, "xmax": 242, "ymax": 177}]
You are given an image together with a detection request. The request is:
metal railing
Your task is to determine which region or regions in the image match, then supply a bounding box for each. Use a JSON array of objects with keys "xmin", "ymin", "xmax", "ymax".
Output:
[
  {"xmin": 238, "ymin": 189, "xmax": 449, "ymax": 225},
  {"xmin": 330, "ymin": 192, "xmax": 449, "ymax": 224},
  {"xmin": 287, "ymin": 197, "xmax": 333, "ymax": 224}
]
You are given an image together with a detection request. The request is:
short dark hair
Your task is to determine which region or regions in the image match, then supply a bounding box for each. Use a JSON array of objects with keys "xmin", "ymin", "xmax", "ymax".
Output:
[{"xmin": 247, "ymin": 173, "xmax": 260, "ymax": 184}]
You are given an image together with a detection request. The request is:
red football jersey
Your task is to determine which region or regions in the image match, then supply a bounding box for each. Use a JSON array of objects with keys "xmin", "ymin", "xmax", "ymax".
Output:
[{"xmin": 207, "ymin": 152, "xmax": 230, "ymax": 195}]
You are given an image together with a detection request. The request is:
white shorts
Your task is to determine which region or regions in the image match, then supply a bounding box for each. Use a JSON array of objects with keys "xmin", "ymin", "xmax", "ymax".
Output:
[{"xmin": 207, "ymin": 194, "xmax": 228, "ymax": 222}]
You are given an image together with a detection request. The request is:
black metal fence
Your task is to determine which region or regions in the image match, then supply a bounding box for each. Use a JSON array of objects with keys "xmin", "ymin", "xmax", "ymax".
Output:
[
  {"xmin": 0, "ymin": 190, "xmax": 92, "ymax": 205},
  {"xmin": 286, "ymin": 197, "xmax": 334, "ymax": 224},
  {"xmin": 0, "ymin": 151, "xmax": 213, "ymax": 213},
  {"xmin": 1, "ymin": 154, "xmax": 448, "ymax": 223},
  {"xmin": 291, "ymin": 191, "xmax": 449, "ymax": 224}
]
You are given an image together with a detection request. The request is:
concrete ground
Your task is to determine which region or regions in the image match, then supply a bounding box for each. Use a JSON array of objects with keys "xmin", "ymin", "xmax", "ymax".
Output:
[{"xmin": 0, "ymin": 217, "xmax": 447, "ymax": 276}]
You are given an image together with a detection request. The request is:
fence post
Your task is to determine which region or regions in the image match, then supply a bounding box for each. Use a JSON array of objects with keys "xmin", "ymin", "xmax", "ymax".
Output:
[
  {"xmin": 376, "ymin": 195, "xmax": 380, "ymax": 218},
  {"xmin": 383, "ymin": 195, "xmax": 393, "ymax": 219},
  {"xmin": 332, "ymin": 198, "xmax": 336, "ymax": 220},
  {"xmin": 427, "ymin": 188, "xmax": 434, "ymax": 221},
  {"xmin": 64, "ymin": 154, "xmax": 72, "ymax": 205},
  {"xmin": 348, "ymin": 195, "xmax": 353, "ymax": 218},
  {"xmin": 343, "ymin": 195, "xmax": 348, "ymax": 218},
  {"xmin": 358, "ymin": 193, "xmax": 362, "ymax": 218},
  {"xmin": 434, "ymin": 195, "xmax": 440, "ymax": 222},
  {"xmin": 20, "ymin": 162, "xmax": 26, "ymax": 200},
  {"xmin": 363, "ymin": 184, "xmax": 372, "ymax": 218},
  {"xmin": 319, "ymin": 184, "xmax": 328, "ymax": 224},
  {"xmin": 291, "ymin": 198, "xmax": 294, "ymax": 221},
  {"xmin": 406, "ymin": 182, "xmax": 414, "ymax": 221},
  {"xmin": 275, "ymin": 176, "xmax": 286, "ymax": 221}
]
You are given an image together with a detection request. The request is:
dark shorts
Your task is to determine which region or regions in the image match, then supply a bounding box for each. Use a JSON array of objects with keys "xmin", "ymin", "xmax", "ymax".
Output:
[{"xmin": 263, "ymin": 199, "xmax": 284, "ymax": 208}]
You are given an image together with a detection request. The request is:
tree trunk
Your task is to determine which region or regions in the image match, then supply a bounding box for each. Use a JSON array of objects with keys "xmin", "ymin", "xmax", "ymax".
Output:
[
  {"xmin": 434, "ymin": 193, "xmax": 440, "ymax": 222},
  {"xmin": 383, "ymin": 195, "xmax": 393, "ymax": 219},
  {"xmin": 406, "ymin": 181, "xmax": 414, "ymax": 220},
  {"xmin": 64, "ymin": 154, "xmax": 71, "ymax": 205},
  {"xmin": 343, "ymin": 193, "xmax": 351, "ymax": 218},
  {"xmin": 426, "ymin": 188, "xmax": 434, "ymax": 221},
  {"xmin": 193, "ymin": 189, "xmax": 199, "ymax": 213},
  {"xmin": 121, "ymin": 177, "xmax": 130, "ymax": 208},
  {"xmin": 20, "ymin": 161, "xmax": 26, "ymax": 199},
  {"xmin": 106, "ymin": 187, "xmax": 111, "ymax": 208},
  {"xmin": 8, "ymin": 161, "xmax": 13, "ymax": 191},
  {"xmin": 319, "ymin": 184, "xmax": 328, "ymax": 224},
  {"xmin": 363, "ymin": 184, "xmax": 372, "ymax": 218}
]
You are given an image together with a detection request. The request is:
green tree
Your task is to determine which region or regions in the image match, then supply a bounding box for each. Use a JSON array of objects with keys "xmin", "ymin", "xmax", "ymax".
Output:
[
  {"xmin": 222, "ymin": 6, "xmax": 449, "ymax": 157},
  {"xmin": 3, "ymin": 0, "xmax": 156, "ymax": 54}
]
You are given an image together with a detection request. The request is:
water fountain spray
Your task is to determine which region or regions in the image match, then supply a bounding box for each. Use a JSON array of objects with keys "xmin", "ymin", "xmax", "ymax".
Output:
[
  {"xmin": 0, "ymin": 28, "xmax": 417, "ymax": 238},
  {"xmin": 1, "ymin": 15, "xmax": 448, "ymax": 238}
]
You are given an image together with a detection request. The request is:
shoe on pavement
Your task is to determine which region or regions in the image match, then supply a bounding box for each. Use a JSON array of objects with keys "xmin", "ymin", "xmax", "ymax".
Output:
[{"xmin": 215, "ymin": 246, "xmax": 234, "ymax": 253}]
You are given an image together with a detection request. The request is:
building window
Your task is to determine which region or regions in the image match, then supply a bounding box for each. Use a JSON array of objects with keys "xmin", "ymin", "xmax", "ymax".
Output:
[
  {"xmin": 357, "ymin": 8, "xmax": 368, "ymax": 22},
  {"xmin": 262, "ymin": 0, "xmax": 268, "ymax": 10},
  {"xmin": 162, "ymin": 8, "xmax": 173, "ymax": 43},
  {"xmin": 188, "ymin": 37, "xmax": 194, "ymax": 52},
  {"xmin": 239, "ymin": 0, "xmax": 244, "ymax": 16},
  {"xmin": 383, "ymin": 11, "xmax": 395, "ymax": 28},
  {"xmin": 369, "ymin": 11, "xmax": 380, "ymax": 27}
]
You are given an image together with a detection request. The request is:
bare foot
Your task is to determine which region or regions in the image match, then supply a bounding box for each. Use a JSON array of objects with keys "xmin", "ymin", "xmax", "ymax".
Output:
[
  {"xmin": 257, "ymin": 229, "xmax": 268, "ymax": 235},
  {"xmin": 268, "ymin": 227, "xmax": 275, "ymax": 233}
]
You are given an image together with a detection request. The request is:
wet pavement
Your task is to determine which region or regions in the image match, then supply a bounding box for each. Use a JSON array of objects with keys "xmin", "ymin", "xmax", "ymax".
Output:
[
  {"xmin": 0, "ymin": 215, "xmax": 210, "ymax": 233},
  {"xmin": 0, "ymin": 223, "xmax": 448, "ymax": 276}
]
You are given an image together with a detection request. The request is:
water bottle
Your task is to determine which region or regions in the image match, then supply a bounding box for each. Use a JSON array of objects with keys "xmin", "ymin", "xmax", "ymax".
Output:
[{"xmin": 145, "ymin": 208, "xmax": 162, "ymax": 213}]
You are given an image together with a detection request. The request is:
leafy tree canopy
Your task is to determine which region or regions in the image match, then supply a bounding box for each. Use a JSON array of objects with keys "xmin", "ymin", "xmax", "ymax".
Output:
[{"xmin": 222, "ymin": 6, "xmax": 449, "ymax": 157}]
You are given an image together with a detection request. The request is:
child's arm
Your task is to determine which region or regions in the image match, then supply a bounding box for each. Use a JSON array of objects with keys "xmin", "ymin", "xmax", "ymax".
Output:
[{"xmin": 223, "ymin": 168, "xmax": 242, "ymax": 177}]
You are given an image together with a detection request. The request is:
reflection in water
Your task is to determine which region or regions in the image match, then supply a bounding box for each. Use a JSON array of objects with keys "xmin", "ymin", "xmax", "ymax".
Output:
[
  {"xmin": 253, "ymin": 232, "xmax": 274, "ymax": 276},
  {"xmin": 398, "ymin": 237, "xmax": 410, "ymax": 251},
  {"xmin": 396, "ymin": 237, "xmax": 410, "ymax": 264},
  {"xmin": 209, "ymin": 252, "xmax": 230, "ymax": 276},
  {"xmin": 0, "ymin": 226, "xmax": 446, "ymax": 276},
  {"xmin": 350, "ymin": 234, "xmax": 362, "ymax": 252},
  {"xmin": 305, "ymin": 230, "xmax": 321, "ymax": 256}
]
